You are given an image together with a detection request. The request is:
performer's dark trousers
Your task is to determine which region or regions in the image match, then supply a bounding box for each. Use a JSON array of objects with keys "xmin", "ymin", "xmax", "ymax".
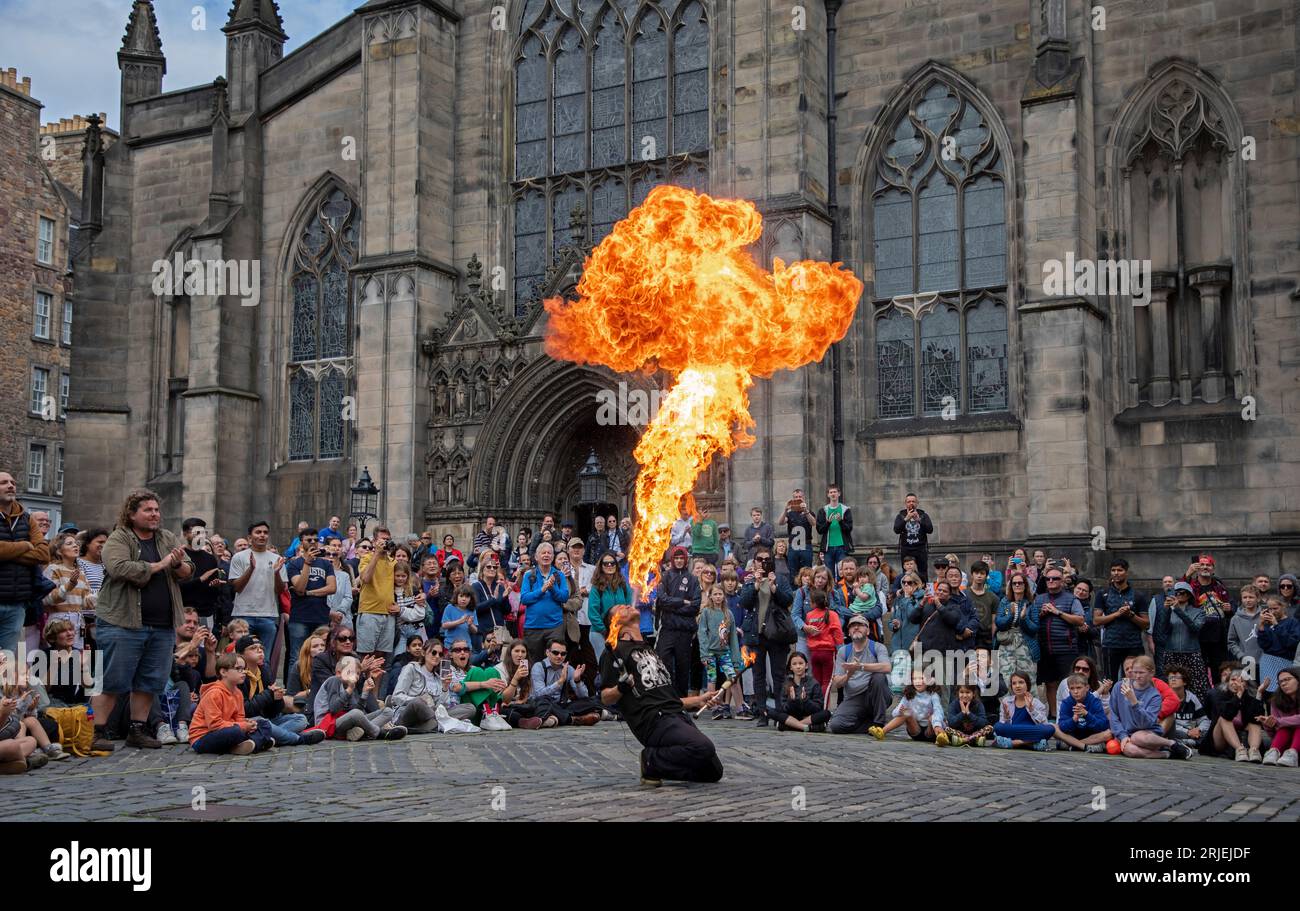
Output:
[
  {"xmin": 656, "ymin": 628, "xmax": 694, "ymax": 698},
  {"xmin": 641, "ymin": 712, "xmax": 724, "ymax": 783}
]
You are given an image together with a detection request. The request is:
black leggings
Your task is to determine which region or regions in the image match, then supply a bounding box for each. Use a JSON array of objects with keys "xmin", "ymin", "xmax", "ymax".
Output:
[{"xmin": 773, "ymin": 698, "xmax": 831, "ymax": 728}]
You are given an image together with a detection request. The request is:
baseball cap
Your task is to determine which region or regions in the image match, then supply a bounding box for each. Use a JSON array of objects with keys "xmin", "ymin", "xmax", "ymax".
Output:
[
  {"xmin": 568, "ymin": 537, "xmax": 585, "ymax": 549},
  {"xmin": 57, "ymin": 523, "xmax": 80, "ymax": 535},
  {"xmin": 235, "ymin": 635, "xmax": 263, "ymax": 654},
  {"xmin": 846, "ymin": 615, "xmax": 869, "ymax": 629},
  {"xmin": 1172, "ymin": 581, "xmax": 1196, "ymax": 597}
]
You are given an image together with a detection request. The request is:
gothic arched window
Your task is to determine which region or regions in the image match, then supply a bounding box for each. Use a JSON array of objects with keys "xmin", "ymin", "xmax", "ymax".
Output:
[
  {"xmin": 867, "ymin": 77, "xmax": 1010, "ymax": 418},
  {"xmin": 288, "ymin": 187, "xmax": 358, "ymax": 461},
  {"xmin": 512, "ymin": 0, "xmax": 710, "ymax": 311},
  {"xmin": 1111, "ymin": 62, "xmax": 1246, "ymax": 408}
]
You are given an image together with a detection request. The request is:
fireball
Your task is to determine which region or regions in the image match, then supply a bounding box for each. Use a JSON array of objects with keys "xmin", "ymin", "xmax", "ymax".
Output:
[{"xmin": 545, "ymin": 185, "xmax": 861, "ymax": 596}]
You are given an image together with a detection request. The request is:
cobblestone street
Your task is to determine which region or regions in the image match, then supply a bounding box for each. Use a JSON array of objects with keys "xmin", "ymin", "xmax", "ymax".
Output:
[{"xmin": 6, "ymin": 717, "xmax": 1300, "ymax": 822}]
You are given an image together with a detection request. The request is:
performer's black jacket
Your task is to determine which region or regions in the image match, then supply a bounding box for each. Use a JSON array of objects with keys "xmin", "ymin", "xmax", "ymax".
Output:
[{"xmin": 599, "ymin": 638, "xmax": 682, "ymax": 744}]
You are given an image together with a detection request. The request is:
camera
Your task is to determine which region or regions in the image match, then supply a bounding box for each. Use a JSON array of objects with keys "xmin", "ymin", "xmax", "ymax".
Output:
[{"xmin": 383, "ymin": 539, "xmax": 397, "ymax": 555}]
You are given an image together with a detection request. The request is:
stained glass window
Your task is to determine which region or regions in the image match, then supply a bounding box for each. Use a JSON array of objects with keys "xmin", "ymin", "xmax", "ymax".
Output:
[
  {"xmin": 920, "ymin": 306, "xmax": 960, "ymax": 416},
  {"xmin": 876, "ymin": 309, "xmax": 915, "ymax": 419},
  {"xmin": 512, "ymin": 0, "xmax": 710, "ymax": 310},
  {"xmin": 966, "ymin": 298, "xmax": 1008, "ymax": 413},
  {"xmin": 871, "ymin": 76, "xmax": 1010, "ymax": 419},
  {"xmin": 287, "ymin": 186, "xmax": 357, "ymax": 461}
]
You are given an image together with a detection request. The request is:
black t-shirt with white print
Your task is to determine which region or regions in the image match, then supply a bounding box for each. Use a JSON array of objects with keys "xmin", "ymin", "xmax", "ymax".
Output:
[{"xmin": 599, "ymin": 639, "xmax": 681, "ymax": 745}]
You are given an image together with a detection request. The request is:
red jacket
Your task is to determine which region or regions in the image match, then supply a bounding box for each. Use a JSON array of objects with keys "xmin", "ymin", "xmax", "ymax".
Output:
[{"xmin": 803, "ymin": 605, "xmax": 844, "ymax": 652}]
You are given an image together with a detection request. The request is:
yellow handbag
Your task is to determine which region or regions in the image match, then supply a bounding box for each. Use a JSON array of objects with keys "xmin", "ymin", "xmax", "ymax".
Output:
[{"xmin": 43, "ymin": 705, "xmax": 113, "ymax": 757}]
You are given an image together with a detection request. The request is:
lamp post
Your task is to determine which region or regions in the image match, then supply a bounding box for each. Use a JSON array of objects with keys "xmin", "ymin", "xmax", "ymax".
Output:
[
  {"xmin": 349, "ymin": 466, "xmax": 380, "ymax": 540},
  {"xmin": 577, "ymin": 450, "xmax": 607, "ymax": 506}
]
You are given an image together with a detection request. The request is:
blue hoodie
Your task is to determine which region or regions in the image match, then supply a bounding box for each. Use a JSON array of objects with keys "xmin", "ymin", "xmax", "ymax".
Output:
[
  {"xmin": 1109, "ymin": 681, "xmax": 1163, "ymax": 738},
  {"xmin": 1058, "ymin": 690, "xmax": 1109, "ymax": 736}
]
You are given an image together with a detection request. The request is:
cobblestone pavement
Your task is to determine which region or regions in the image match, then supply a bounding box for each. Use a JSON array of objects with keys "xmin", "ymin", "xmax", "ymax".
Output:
[{"xmin": 6, "ymin": 716, "xmax": 1300, "ymax": 822}]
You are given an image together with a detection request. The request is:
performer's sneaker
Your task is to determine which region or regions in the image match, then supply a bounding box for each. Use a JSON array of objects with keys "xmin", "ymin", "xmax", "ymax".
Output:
[
  {"xmin": 639, "ymin": 753, "xmax": 662, "ymax": 788},
  {"xmin": 867, "ymin": 725, "xmax": 885, "ymax": 741}
]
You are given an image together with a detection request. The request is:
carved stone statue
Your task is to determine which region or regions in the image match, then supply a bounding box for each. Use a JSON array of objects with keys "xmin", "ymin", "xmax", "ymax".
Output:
[
  {"xmin": 454, "ymin": 381, "xmax": 468, "ymax": 417},
  {"xmin": 433, "ymin": 381, "xmax": 449, "ymax": 421},
  {"xmin": 474, "ymin": 377, "xmax": 489, "ymax": 412}
]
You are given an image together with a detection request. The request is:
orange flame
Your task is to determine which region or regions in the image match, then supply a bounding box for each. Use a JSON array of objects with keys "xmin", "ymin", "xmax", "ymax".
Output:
[
  {"xmin": 605, "ymin": 606, "xmax": 628, "ymax": 649},
  {"xmin": 741, "ymin": 646, "xmax": 757, "ymax": 669},
  {"xmin": 545, "ymin": 185, "xmax": 862, "ymax": 596}
]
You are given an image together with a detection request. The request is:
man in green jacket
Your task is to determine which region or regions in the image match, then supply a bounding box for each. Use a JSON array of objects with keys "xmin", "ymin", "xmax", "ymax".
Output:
[{"xmin": 91, "ymin": 488, "xmax": 194, "ymax": 749}]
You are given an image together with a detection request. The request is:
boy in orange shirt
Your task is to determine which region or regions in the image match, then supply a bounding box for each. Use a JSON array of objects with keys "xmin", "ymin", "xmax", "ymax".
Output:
[{"xmin": 189, "ymin": 654, "xmax": 271, "ymax": 755}]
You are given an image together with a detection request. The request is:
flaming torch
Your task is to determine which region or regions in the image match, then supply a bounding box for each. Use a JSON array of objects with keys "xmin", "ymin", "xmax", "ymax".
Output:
[
  {"xmin": 694, "ymin": 646, "xmax": 757, "ymax": 717},
  {"xmin": 545, "ymin": 185, "xmax": 862, "ymax": 600}
]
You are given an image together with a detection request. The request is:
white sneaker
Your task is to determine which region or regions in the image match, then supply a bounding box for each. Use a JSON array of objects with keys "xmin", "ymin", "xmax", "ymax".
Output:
[
  {"xmin": 156, "ymin": 724, "xmax": 178, "ymax": 746},
  {"xmin": 1263, "ymin": 748, "xmax": 1281, "ymax": 766},
  {"xmin": 1281, "ymin": 749, "xmax": 1299, "ymax": 768},
  {"xmin": 480, "ymin": 712, "xmax": 511, "ymax": 732},
  {"xmin": 176, "ymin": 723, "xmax": 190, "ymax": 743},
  {"xmin": 1248, "ymin": 747, "xmax": 1263, "ymax": 763},
  {"xmin": 345, "ymin": 726, "xmax": 366, "ymax": 741}
]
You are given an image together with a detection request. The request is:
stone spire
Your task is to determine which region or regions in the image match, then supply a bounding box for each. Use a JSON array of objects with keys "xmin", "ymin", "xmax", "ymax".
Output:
[
  {"xmin": 226, "ymin": 0, "xmax": 286, "ymax": 37},
  {"xmin": 223, "ymin": 0, "xmax": 288, "ymax": 113},
  {"xmin": 118, "ymin": 1, "xmax": 166, "ymax": 128}
]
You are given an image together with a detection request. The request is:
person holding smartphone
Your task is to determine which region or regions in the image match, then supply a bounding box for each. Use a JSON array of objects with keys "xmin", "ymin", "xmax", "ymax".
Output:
[
  {"xmin": 891, "ymin": 493, "xmax": 931, "ymax": 583},
  {"xmin": 1108, "ymin": 655, "xmax": 1191, "ymax": 759}
]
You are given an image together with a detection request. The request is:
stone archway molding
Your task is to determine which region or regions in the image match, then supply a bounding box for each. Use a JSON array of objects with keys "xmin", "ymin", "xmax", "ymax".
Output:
[{"xmin": 470, "ymin": 356, "xmax": 659, "ymax": 511}]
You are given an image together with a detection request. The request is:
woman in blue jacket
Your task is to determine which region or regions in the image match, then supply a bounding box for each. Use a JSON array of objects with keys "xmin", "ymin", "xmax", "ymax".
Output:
[
  {"xmin": 587, "ymin": 554, "xmax": 633, "ymax": 661},
  {"xmin": 520, "ymin": 543, "xmax": 570, "ymax": 663}
]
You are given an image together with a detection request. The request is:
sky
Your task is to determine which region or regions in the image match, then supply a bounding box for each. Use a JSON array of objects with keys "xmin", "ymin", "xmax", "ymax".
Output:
[{"xmin": 0, "ymin": 0, "xmax": 357, "ymax": 128}]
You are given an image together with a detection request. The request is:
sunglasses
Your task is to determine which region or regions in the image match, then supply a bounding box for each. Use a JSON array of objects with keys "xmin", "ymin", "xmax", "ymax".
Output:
[
  {"xmin": 601, "ymin": 560, "xmax": 617, "ymax": 567},
  {"xmin": 1073, "ymin": 665, "xmax": 1090, "ymax": 672},
  {"xmin": 549, "ymin": 650, "xmax": 567, "ymax": 657},
  {"xmin": 336, "ymin": 635, "xmax": 354, "ymax": 642},
  {"xmin": 1046, "ymin": 576, "xmax": 1063, "ymax": 581},
  {"xmin": 1282, "ymin": 583, "xmax": 1296, "ymax": 589},
  {"xmin": 358, "ymin": 545, "xmax": 373, "ymax": 551},
  {"xmin": 450, "ymin": 647, "xmax": 469, "ymax": 653}
]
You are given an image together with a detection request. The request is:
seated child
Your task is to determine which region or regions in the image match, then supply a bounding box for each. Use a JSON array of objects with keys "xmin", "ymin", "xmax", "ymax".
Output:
[
  {"xmin": 944, "ymin": 683, "xmax": 994, "ymax": 746},
  {"xmin": 1262, "ymin": 666, "xmax": 1300, "ymax": 767},
  {"xmin": 189, "ymin": 653, "xmax": 271, "ymax": 755},
  {"xmin": 1160, "ymin": 665, "xmax": 1210, "ymax": 752},
  {"xmin": 773, "ymin": 652, "xmax": 831, "ymax": 732},
  {"xmin": 871, "ymin": 673, "xmax": 948, "ymax": 745},
  {"xmin": 1206, "ymin": 667, "xmax": 1266, "ymax": 762},
  {"xmin": 994, "ymin": 672, "xmax": 1055, "ymax": 750},
  {"xmin": 1108, "ymin": 655, "xmax": 1191, "ymax": 759},
  {"xmin": 1054, "ymin": 673, "xmax": 1113, "ymax": 752}
]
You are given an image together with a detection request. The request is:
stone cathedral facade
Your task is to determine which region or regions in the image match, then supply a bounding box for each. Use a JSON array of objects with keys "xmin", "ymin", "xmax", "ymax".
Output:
[{"xmin": 65, "ymin": 0, "xmax": 1299, "ymax": 582}]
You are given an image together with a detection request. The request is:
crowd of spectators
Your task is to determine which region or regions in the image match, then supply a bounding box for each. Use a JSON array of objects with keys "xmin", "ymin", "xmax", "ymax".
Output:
[{"xmin": 3, "ymin": 472, "xmax": 1298, "ymax": 774}]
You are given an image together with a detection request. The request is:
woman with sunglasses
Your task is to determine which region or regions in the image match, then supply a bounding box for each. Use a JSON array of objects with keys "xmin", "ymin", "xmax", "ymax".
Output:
[
  {"xmin": 994, "ymin": 572, "xmax": 1040, "ymax": 688},
  {"xmin": 388, "ymin": 640, "xmax": 446, "ymax": 733},
  {"xmin": 443, "ymin": 640, "xmax": 509, "ymax": 729},
  {"xmin": 471, "ymin": 558, "xmax": 510, "ymax": 648},
  {"xmin": 588, "ymin": 553, "xmax": 632, "ymax": 662},
  {"xmin": 890, "ymin": 571, "xmax": 926, "ymax": 657}
]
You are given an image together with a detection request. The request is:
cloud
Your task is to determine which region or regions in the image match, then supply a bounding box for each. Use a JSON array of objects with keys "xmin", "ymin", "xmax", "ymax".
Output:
[{"xmin": 0, "ymin": 0, "xmax": 357, "ymax": 128}]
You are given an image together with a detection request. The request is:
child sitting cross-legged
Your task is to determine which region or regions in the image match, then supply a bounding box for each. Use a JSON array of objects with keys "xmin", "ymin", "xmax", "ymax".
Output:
[
  {"xmin": 870, "ymin": 673, "xmax": 948, "ymax": 745},
  {"xmin": 993, "ymin": 672, "xmax": 1056, "ymax": 750},
  {"xmin": 189, "ymin": 653, "xmax": 272, "ymax": 755},
  {"xmin": 943, "ymin": 683, "xmax": 994, "ymax": 746},
  {"xmin": 1053, "ymin": 673, "xmax": 1113, "ymax": 753}
]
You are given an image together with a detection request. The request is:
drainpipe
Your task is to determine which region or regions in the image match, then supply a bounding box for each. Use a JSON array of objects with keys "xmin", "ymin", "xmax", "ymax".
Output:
[{"xmin": 825, "ymin": 0, "xmax": 844, "ymax": 488}]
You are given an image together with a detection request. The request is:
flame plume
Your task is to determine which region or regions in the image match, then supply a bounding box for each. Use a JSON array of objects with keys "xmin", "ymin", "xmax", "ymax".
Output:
[{"xmin": 545, "ymin": 185, "xmax": 861, "ymax": 596}]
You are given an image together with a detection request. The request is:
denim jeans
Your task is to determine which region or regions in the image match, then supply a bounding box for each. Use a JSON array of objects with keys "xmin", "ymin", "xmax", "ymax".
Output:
[
  {"xmin": 192, "ymin": 719, "xmax": 273, "ymax": 754},
  {"xmin": 264, "ymin": 712, "xmax": 310, "ymax": 745},
  {"xmin": 236, "ymin": 616, "xmax": 280, "ymax": 652},
  {"xmin": 0, "ymin": 602, "xmax": 25, "ymax": 659},
  {"xmin": 97, "ymin": 621, "xmax": 175, "ymax": 694}
]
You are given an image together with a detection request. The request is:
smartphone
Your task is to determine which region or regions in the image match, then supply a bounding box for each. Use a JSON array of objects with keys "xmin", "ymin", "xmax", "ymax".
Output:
[{"xmin": 440, "ymin": 657, "xmax": 451, "ymax": 678}]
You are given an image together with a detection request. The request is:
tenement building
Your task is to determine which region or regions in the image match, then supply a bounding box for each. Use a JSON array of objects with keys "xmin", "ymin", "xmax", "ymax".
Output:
[
  {"xmin": 0, "ymin": 68, "xmax": 89, "ymax": 530},
  {"xmin": 63, "ymin": 0, "xmax": 1300, "ymax": 583}
]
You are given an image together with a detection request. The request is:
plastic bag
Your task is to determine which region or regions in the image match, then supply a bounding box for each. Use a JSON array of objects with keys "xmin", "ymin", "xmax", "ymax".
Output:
[{"xmin": 434, "ymin": 703, "xmax": 481, "ymax": 734}]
